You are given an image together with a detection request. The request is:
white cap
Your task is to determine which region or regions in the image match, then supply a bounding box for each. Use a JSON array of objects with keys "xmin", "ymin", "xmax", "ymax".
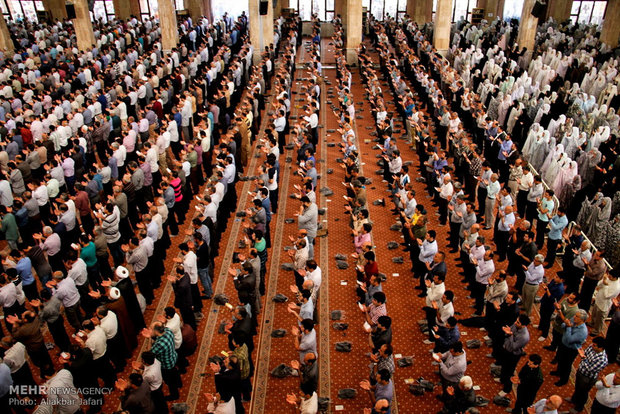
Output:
[
  {"xmin": 109, "ymin": 287, "xmax": 121, "ymax": 300},
  {"xmin": 115, "ymin": 266, "xmax": 129, "ymax": 279}
]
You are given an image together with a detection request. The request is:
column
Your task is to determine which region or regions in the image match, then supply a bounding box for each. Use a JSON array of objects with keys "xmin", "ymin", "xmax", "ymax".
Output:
[
  {"xmin": 279, "ymin": 0, "xmax": 290, "ymax": 15},
  {"xmin": 187, "ymin": 0, "xmax": 205, "ymax": 20},
  {"xmin": 478, "ymin": 0, "xmax": 502, "ymax": 21},
  {"xmin": 601, "ymin": 0, "xmax": 620, "ymax": 48},
  {"xmin": 407, "ymin": 0, "xmax": 432, "ymax": 25},
  {"xmin": 158, "ymin": 0, "xmax": 179, "ymax": 52},
  {"xmin": 547, "ymin": 0, "xmax": 572, "ymax": 22},
  {"xmin": 0, "ymin": 13, "xmax": 13, "ymax": 54},
  {"xmin": 43, "ymin": 0, "xmax": 68, "ymax": 20},
  {"xmin": 344, "ymin": 0, "xmax": 362, "ymax": 64},
  {"xmin": 516, "ymin": 0, "xmax": 539, "ymax": 58},
  {"xmin": 73, "ymin": 0, "xmax": 96, "ymax": 52},
  {"xmin": 433, "ymin": 0, "xmax": 453, "ymax": 54},
  {"xmin": 249, "ymin": 0, "xmax": 274, "ymax": 64},
  {"xmin": 113, "ymin": 0, "xmax": 141, "ymax": 20},
  {"xmin": 334, "ymin": 0, "xmax": 344, "ymax": 18}
]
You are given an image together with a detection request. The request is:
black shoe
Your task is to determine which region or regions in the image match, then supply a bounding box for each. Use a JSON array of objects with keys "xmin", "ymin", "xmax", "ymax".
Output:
[{"xmin": 418, "ymin": 293, "xmax": 427, "ymax": 298}]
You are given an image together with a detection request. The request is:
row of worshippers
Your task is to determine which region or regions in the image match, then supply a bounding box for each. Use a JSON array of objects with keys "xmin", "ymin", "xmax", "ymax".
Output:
[
  {"xmin": 0, "ymin": 10, "xmax": 286, "ymax": 414},
  {"xmin": 369, "ymin": 15, "xmax": 619, "ymax": 414}
]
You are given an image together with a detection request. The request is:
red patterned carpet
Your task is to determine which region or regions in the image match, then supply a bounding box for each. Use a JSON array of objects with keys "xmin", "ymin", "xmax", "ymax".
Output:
[{"xmin": 49, "ymin": 37, "xmax": 614, "ymax": 414}]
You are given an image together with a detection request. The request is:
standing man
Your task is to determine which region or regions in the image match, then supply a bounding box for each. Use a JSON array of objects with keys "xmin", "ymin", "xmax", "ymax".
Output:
[
  {"xmin": 496, "ymin": 314, "xmax": 530, "ymax": 398},
  {"xmin": 551, "ymin": 309, "xmax": 588, "ymax": 386},
  {"xmin": 567, "ymin": 336, "xmax": 608, "ymax": 413}
]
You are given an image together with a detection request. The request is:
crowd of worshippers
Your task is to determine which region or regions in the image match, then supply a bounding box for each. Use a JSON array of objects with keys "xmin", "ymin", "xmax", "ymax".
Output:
[
  {"xmin": 0, "ymin": 9, "xmax": 310, "ymax": 414},
  {"xmin": 324, "ymin": 13, "xmax": 619, "ymax": 414}
]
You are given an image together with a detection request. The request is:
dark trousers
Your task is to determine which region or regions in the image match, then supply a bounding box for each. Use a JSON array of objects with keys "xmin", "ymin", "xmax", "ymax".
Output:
[
  {"xmin": 571, "ymin": 370, "xmax": 598, "ymax": 410},
  {"xmin": 605, "ymin": 317, "xmax": 620, "ymax": 363},
  {"xmin": 448, "ymin": 221, "xmax": 460, "ymax": 248},
  {"xmin": 92, "ymin": 354, "xmax": 117, "ymax": 388},
  {"xmin": 438, "ymin": 197, "xmax": 448, "ymax": 224},
  {"xmin": 545, "ymin": 238, "xmax": 560, "ymax": 265},
  {"xmin": 535, "ymin": 219, "xmax": 548, "ymax": 249},
  {"xmin": 135, "ymin": 268, "xmax": 154, "ymax": 304},
  {"xmin": 30, "ymin": 346, "xmax": 54, "ymax": 377},
  {"xmin": 499, "ymin": 351, "xmax": 522, "ymax": 393},
  {"xmin": 152, "ymin": 386, "xmax": 168, "ymax": 413},
  {"xmin": 556, "ymin": 344, "xmax": 578, "ymax": 383},
  {"xmin": 162, "ymin": 366, "xmax": 181, "ymax": 399},
  {"xmin": 591, "ymin": 400, "xmax": 616, "ymax": 414},
  {"xmin": 516, "ymin": 190, "xmax": 528, "ymax": 218},
  {"xmin": 48, "ymin": 316, "xmax": 71, "ymax": 352},
  {"xmin": 578, "ymin": 276, "xmax": 598, "ymax": 310},
  {"xmin": 538, "ymin": 306, "xmax": 554, "ymax": 338},
  {"xmin": 495, "ymin": 230, "xmax": 510, "ymax": 260},
  {"xmin": 472, "ymin": 281, "xmax": 487, "ymax": 314},
  {"xmin": 513, "ymin": 384, "xmax": 537, "ymax": 414},
  {"xmin": 191, "ymin": 283, "xmax": 203, "ymax": 313},
  {"xmin": 525, "ymin": 201, "xmax": 538, "ymax": 223}
]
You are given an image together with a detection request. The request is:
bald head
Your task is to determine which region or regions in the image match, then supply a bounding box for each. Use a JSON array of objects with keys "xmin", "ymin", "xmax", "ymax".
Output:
[{"xmin": 547, "ymin": 395, "xmax": 562, "ymax": 409}]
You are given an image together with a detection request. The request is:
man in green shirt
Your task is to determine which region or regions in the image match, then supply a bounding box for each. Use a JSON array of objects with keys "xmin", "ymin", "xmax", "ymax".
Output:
[
  {"xmin": 544, "ymin": 292, "xmax": 580, "ymax": 356},
  {"xmin": 0, "ymin": 205, "xmax": 19, "ymax": 249},
  {"xmin": 78, "ymin": 234, "xmax": 100, "ymax": 287}
]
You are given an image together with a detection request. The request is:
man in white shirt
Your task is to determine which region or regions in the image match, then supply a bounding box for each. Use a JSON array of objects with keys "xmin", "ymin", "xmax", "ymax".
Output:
[
  {"xmin": 136, "ymin": 350, "xmax": 165, "ymax": 408},
  {"xmin": 95, "ymin": 305, "xmax": 127, "ymax": 372},
  {"xmin": 178, "ymin": 242, "xmax": 202, "ymax": 319},
  {"xmin": 76, "ymin": 319, "xmax": 116, "ymax": 388}
]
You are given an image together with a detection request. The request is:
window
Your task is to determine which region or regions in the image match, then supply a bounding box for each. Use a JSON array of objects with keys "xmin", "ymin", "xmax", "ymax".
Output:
[
  {"xmin": 503, "ymin": 0, "xmax": 524, "ymax": 20},
  {"xmin": 570, "ymin": 0, "xmax": 607, "ymax": 26},
  {"xmin": 92, "ymin": 0, "xmax": 115, "ymax": 23},
  {"xmin": 211, "ymin": 0, "xmax": 248, "ymax": 21},
  {"xmin": 289, "ymin": 0, "xmax": 334, "ymax": 20},
  {"xmin": 8, "ymin": 0, "xmax": 45, "ymax": 22},
  {"xmin": 139, "ymin": 0, "xmax": 158, "ymax": 21},
  {"xmin": 397, "ymin": 0, "xmax": 407, "ymax": 21}
]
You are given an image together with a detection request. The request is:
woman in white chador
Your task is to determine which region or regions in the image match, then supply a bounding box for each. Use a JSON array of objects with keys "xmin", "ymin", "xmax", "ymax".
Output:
[
  {"xmin": 588, "ymin": 126, "xmax": 610, "ymax": 151},
  {"xmin": 544, "ymin": 149, "xmax": 568, "ymax": 189},
  {"xmin": 598, "ymin": 83, "xmax": 617, "ymax": 107},
  {"xmin": 561, "ymin": 127, "xmax": 585, "ymax": 159},
  {"xmin": 498, "ymin": 94, "xmax": 512, "ymax": 126},
  {"xmin": 540, "ymin": 143, "xmax": 563, "ymax": 177},
  {"xmin": 547, "ymin": 114, "xmax": 565, "ymax": 138},
  {"xmin": 581, "ymin": 68, "xmax": 597, "ymax": 95},
  {"xmin": 487, "ymin": 92, "xmax": 503, "ymax": 121},
  {"xmin": 530, "ymin": 130, "xmax": 553, "ymax": 172},
  {"xmin": 533, "ymin": 101, "xmax": 550, "ymax": 124},
  {"xmin": 522, "ymin": 123, "xmax": 542, "ymax": 159},
  {"xmin": 553, "ymin": 161, "xmax": 580, "ymax": 207},
  {"xmin": 582, "ymin": 95, "xmax": 596, "ymax": 114},
  {"xmin": 506, "ymin": 103, "xmax": 522, "ymax": 135},
  {"xmin": 590, "ymin": 72, "xmax": 607, "ymax": 101}
]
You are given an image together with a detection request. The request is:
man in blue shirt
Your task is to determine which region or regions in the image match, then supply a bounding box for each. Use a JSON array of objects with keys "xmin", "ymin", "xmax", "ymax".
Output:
[
  {"xmin": 13, "ymin": 249, "xmax": 37, "ymax": 300},
  {"xmin": 544, "ymin": 207, "xmax": 568, "ymax": 268},
  {"xmin": 552, "ymin": 308, "xmax": 588, "ymax": 386},
  {"xmin": 535, "ymin": 189, "xmax": 555, "ymax": 249}
]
